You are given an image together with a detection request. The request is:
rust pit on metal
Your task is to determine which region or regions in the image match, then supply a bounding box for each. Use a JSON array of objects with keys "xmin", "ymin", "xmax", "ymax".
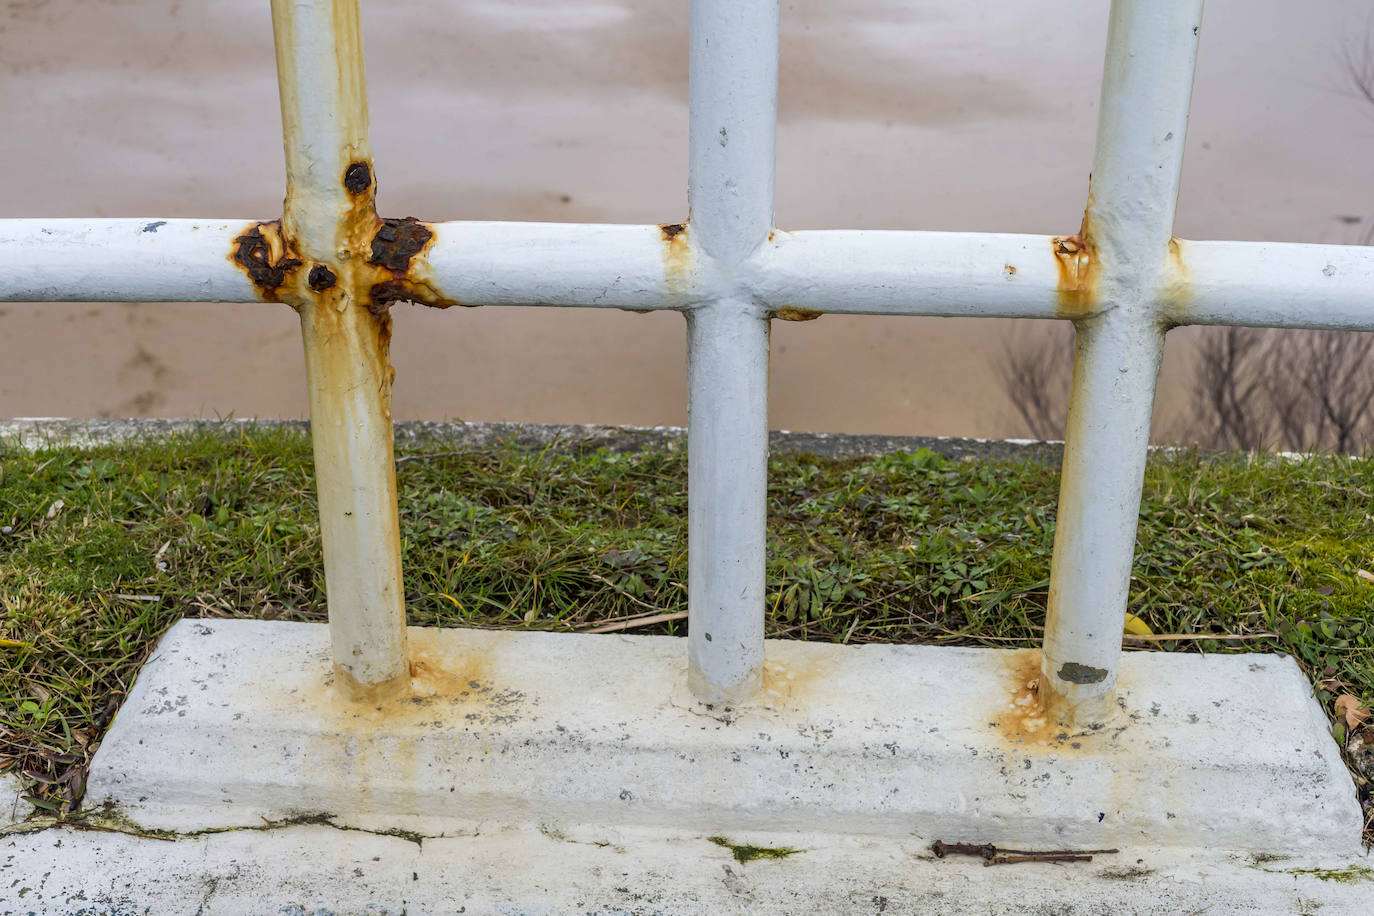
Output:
[
  {"xmin": 369, "ymin": 217, "xmax": 433, "ymax": 272},
  {"xmin": 343, "ymin": 160, "xmax": 372, "ymax": 195},
  {"xmin": 307, "ymin": 265, "xmax": 338, "ymax": 292}
]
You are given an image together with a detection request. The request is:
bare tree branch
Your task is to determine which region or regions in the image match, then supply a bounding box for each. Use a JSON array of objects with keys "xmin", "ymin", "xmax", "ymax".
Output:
[{"xmin": 994, "ymin": 323, "xmax": 1074, "ymax": 440}]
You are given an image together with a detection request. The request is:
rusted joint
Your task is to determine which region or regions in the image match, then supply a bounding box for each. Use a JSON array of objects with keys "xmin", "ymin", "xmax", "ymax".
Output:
[
  {"xmin": 231, "ymin": 222, "xmax": 303, "ymax": 302},
  {"xmin": 230, "ymin": 186, "xmax": 462, "ymax": 313},
  {"xmin": 362, "ymin": 217, "xmax": 464, "ymax": 312},
  {"xmin": 660, "ymin": 222, "xmax": 686, "ymax": 241},
  {"xmin": 1049, "ymin": 233, "xmax": 1093, "ymax": 311},
  {"xmin": 1051, "ymin": 232, "xmax": 1098, "ymax": 319}
]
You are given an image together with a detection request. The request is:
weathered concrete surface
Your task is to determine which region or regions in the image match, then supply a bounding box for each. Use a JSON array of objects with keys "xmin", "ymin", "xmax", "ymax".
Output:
[
  {"xmin": 85, "ymin": 620, "xmax": 1361, "ymax": 855},
  {"xmin": 2, "ymin": 821, "xmax": 1370, "ymax": 915}
]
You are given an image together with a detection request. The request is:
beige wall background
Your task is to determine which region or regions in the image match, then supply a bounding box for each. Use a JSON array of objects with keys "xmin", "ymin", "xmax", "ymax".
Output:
[{"xmin": 2, "ymin": 0, "xmax": 1372, "ymax": 437}]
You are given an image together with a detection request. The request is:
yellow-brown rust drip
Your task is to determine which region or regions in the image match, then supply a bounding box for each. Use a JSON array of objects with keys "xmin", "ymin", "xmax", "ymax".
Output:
[
  {"xmin": 311, "ymin": 637, "xmax": 523, "ymax": 727},
  {"xmin": 773, "ymin": 307, "xmax": 823, "ymax": 322},
  {"xmin": 1158, "ymin": 236, "xmax": 1193, "ymax": 324},
  {"xmin": 1051, "ymin": 233, "xmax": 1098, "ymax": 319},
  {"xmin": 660, "ymin": 221, "xmax": 692, "ymax": 295},
  {"xmin": 990, "ymin": 649, "xmax": 1086, "ymax": 751}
]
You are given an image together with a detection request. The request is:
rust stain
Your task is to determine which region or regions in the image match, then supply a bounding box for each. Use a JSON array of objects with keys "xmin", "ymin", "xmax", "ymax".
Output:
[
  {"xmin": 758, "ymin": 653, "xmax": 832, "ymax": 710},
  {"xmin": 229, "ymin": 209, "xmax": 462, "ymax": 317},
  {"xmin": 773, "ymin": 307, "xmax": 823, "ymax": 322},
  {"xmin": 990, "ymin": 650, "xmax": 1128, "ymax": 759},
  {"xmin": 660, "ymin": 221, "xmax": 692, "ymax": 296},
  {"xmin": 1051, "ymin": 232, "xmax": 1097, "ymax": 319},
  {"xmin": 307, "ymin": 637, "xmax": 524, "ymax": 729},
  {"xmin": 1003, "ymin": 264, "xmax": 1017, "ymax": 278},
  {"xmin": 989, "ymin": 649, "xmax": 1083, "ymax": 751},
  {"xmin": 1158, "ymin": 236, "xmax": 1192, "ymax": 324}
]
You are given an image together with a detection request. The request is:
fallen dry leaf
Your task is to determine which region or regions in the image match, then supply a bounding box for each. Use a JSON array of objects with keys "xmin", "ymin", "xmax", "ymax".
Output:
[
  {"xmin": 1334, "ymin": 694, "xmax": 1370, "ymax": 730},
  {"xmin": 1356, "ymin": 569, "xmax": 1374, "ymax": 585}
]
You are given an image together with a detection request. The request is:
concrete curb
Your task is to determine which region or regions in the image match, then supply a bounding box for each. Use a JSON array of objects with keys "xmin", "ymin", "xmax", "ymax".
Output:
[{"xmin": 17, "ymin": 617, "xmax": 1368, "ymax": 913}]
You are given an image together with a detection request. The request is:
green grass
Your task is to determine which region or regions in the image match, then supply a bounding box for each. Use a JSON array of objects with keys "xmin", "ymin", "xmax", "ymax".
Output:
[{"xmin": 0, "ymin": 426, "xmax": 1370, "ymax": 841}]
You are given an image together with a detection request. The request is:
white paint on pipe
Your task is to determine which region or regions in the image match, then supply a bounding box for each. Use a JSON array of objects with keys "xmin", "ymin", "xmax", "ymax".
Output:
[
  {"xmin": 0, "ymin": 219, "xmax": 260, "ymax": 302},
  {"xmin": 686, "ymin": 300, "xmax": 769, "ymax": 704},
  {"xmin": 688, "ymin": 0, "xmax": 779, "ymax": 268},
  {"xmin": 751, "ymin": 230, "xmax": 1071, "ymax": 319},
  {"xmin": 1166, "ymin": 238, "xmax": 1374, "ymax": 331},
  {"xmin": 8, "ymin": 220, "xmax": 1374, "ymax": 335},
  {"xmin": 684, "ymin": 0, "xmax": 779, "ymax": 703},
  {"xmin": 271, "ymin": 0, "xmax": 409, "ymax": 692},
  {"xmin": 1042, "ymin": 0, "xmax": 1204, "ymax": 717},
  {"xmin": 420, "ymin": 221, "xmax": 695, "ymax": 310}
]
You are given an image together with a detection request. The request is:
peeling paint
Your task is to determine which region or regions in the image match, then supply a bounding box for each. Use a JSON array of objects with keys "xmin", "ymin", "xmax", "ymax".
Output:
[{"xmin": 1058, "ymin": 662, "xmax": 1109, "ymax": 684}]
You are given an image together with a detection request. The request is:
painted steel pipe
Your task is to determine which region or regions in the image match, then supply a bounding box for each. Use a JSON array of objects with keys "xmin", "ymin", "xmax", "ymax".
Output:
[
  {"xmin": 419, "ymin": 222, "xmax": 694, "ymax": 311},
  {"xmin": 1164, "ymin": 239, "xmax": 1374, "ymax": 331},
  {"xmin": 271, "ymin": 0, "xmax": 410, "ymax": 695},
  {"xmin": 1041, "ymin": 0, "xmax": 1204, "ymax": 719},
  {"xmin": 0, "ymin": 220, "xmax": 261, "ymax": 303},
  {"xmin": 750, "ymin": 230, "xmax": 1075, "ymax": 320},
  {"xmin": 684, "ymin": 0, "xmax": 779, "ymax": 704}
]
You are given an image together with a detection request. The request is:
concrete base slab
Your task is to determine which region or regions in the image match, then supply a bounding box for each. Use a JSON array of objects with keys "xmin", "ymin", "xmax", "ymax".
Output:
[
  {"xmin": 83, "ymin": 619, "xmax": 1361, "ymax": 857},
  {"xmin": 3, "ymin": 820, "xmax": 1372, "ymax": 915}
]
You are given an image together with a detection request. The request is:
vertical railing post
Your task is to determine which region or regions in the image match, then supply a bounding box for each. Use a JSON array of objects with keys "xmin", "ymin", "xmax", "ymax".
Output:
[
  {"xmin": 685, "ymin": 0, "xmax": 779, "ymax": 704},
  {"xmin": 1041, "ymin": 0, "xmax": 1203, "ymax": 720},
  {"xmin": 271, "ymin": 0, "xmax": 409, "ymax": 695}
]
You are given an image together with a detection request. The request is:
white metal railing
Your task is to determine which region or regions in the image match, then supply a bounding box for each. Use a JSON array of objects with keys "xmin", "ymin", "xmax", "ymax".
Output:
[{"xmin": 4, "ymin": 0, "xmax": 1373, "ymax": 718}]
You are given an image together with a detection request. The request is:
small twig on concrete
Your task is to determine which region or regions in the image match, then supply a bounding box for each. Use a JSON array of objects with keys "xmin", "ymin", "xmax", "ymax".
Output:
[
  {"xmin": 931, "ymin": 840, "xmax": 1117, "ymax": 866},
  {"xmin": 984, "ymin": 853, "xmax": 1096, "ymax": 866}
]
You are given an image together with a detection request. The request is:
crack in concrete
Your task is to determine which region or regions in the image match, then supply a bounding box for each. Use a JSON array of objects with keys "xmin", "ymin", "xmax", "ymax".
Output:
[{"xmin": 2, "ymin": 808, "xmax": 467, "ymax": 848}]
